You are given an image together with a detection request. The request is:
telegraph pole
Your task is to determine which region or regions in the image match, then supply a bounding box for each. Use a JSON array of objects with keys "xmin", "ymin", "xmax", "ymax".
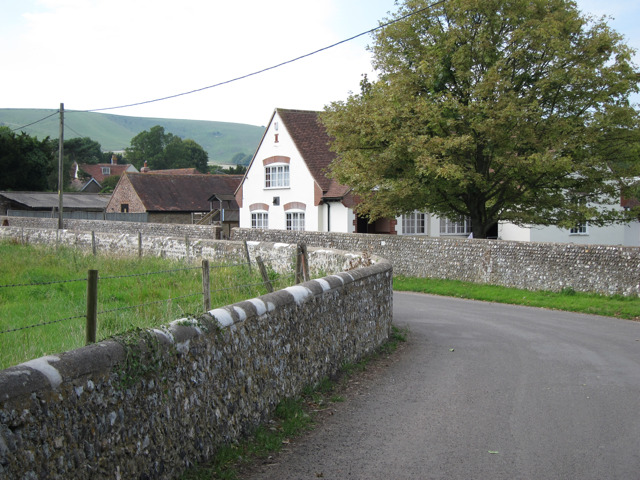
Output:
[{"xmin": 58, "ymin": 103, "xmax": 64, "ymax": 230}]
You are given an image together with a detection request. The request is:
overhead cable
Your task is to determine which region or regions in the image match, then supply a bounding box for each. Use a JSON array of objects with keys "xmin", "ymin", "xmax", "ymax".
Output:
[
  {"xmin": 10, "ymin": 110, "xmax": 60, "ymax": 132},
  {"xmin": 85, "ymin": 1, "xmax": 445, "ymax": 113}
]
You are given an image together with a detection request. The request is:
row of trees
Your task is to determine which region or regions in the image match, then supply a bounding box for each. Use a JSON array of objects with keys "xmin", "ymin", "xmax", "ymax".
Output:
[
  {"xmin": 322, "ymin": 0, "xmax": 640, "ymax": 238},
  {"xmin": 0, "ymin": 127, "xmax": 58, "ymax": 191},
  {"xmin": 1, "ymin": 125, "xmax": 250, "ymax": 192}
]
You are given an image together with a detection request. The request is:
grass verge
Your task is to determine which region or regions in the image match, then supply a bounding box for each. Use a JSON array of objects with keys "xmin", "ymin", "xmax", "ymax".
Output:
[
  {"xmin": 393, "ymin": 276, "xmax": 640, "ymax": 321},
  {"xmin": 180, "ymin": 324, "xmax": 408, "ymax": 480}
]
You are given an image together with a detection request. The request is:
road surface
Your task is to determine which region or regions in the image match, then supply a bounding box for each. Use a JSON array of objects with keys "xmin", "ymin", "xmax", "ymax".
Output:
[{"xmin": 242, "ymin": 292, "xmax": 640, "ymax": 479}]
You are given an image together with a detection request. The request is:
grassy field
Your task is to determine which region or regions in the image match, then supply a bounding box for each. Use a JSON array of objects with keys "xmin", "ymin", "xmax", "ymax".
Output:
[
  {"xmin": 394, "ymin": 276, "xmax": 640, "ymax": 321},
  {"xmin": 0, "ymin": 240, "xmax": 292, "ymax": 369}
]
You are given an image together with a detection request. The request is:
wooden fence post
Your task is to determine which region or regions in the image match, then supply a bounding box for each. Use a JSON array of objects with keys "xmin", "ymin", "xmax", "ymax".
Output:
[
  {"xmin": 295, "ymin": 244, "xmax": 310, "ymax": 284},
  {"xmin": 91, "ymin": 231, "xmax": 97, "ymax": 256},
  {"xmin": 301, "ymin": 243, "xmax": 310, "ymax": 282},
  {"xmin": 202, "ymin": 259, "xmax": 211, "ymax": 312},
  {"xmin": 86, "ymin": 269, "xmax": 98, "ymax": 345},
  {"xmin": 243, "ymin": 240, "xmax": 252, "ymax": 273},
  {"xmin": 138, "ymin": 232, "xmax": 142, "ymax": 258},
  {"xmin": 256, "ymin": 256, "xmax": 273, "ymax": 293}
]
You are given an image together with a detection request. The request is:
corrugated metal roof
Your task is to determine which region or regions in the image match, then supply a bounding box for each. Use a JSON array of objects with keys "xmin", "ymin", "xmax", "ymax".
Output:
[{"xmin": 0, "ymin": 192, "xmax": 110, "ymax": 210}]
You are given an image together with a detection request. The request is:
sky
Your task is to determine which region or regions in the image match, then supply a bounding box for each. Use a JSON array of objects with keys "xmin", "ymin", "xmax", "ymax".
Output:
[{"xmin": 2, "ymin": 0, "xmax": 639, "ymax": 128}]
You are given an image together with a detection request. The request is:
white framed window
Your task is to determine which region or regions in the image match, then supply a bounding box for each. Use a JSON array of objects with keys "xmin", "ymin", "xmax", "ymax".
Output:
[
  {"xmin": 265, "ymin": 164, "xmax": 289, "ymax": 188},
  {"xmin": 570, "ymin": 223, "xmax": 588, "ymax": 235},
  {"xmin": 286, "ymin": 212, "xmax": 305, "ymax": 231},
  {"xmin": 402, "ymin": 211, "xmax": 426, "ymax": 234},
  {"xmin": 251, "ymin": 212, "xmax": 268, "ymax": 229},
  {"xmin": 101, "ymin": 167, "xmax": 111, "ymax": 175},
  {"xmin": 440, "ymin": 217, "xmax": 472, "ymax": 235}
]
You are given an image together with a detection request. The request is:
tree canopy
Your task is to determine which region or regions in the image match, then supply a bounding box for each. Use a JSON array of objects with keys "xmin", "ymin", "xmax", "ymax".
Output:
[
  {"xmin": 0, "ymin": 127, "xmax": 56, "ymax": 191},
  {"xmin": 125, "ymin": 126, "xmax": 209, "ymax": 173},
  {"xmin": 63, "ymin": 137, "xmax": 103, "ymax": 165},
  {"xmin": 321, "ymin": 0, "xmax": 640, "ymax": 238}
]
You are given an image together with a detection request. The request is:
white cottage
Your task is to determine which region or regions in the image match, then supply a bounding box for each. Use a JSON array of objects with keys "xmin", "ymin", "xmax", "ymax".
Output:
[
  {"xmin": 236, "ymin": 108, "xmax": 399, "ymax": 234},
  {"xmin": 236, "ymin": 108, "xmax": 477, "ymax": 237}
]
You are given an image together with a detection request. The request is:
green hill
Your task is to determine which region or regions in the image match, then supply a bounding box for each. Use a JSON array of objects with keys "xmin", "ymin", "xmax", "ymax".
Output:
[{"xmin": 0, "ymin": 109, "xmax": 265, "ymax": 165}]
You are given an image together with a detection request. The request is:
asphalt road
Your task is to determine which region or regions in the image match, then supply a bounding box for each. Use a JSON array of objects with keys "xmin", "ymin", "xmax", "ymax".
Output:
[{"xmin": 243, "ymin": 292, "xmax": 640, "ymax": 480}]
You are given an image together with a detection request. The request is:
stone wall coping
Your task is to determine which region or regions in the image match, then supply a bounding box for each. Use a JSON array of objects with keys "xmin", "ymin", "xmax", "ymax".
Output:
[{"xmin": 0, "ymin": 258, "xmax": 391, "ymax": 404}]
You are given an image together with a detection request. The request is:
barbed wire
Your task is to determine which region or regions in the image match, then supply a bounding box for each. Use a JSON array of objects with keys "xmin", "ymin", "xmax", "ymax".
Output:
[
  {"xmin": 0, "ymin": 314, "xmax": 85, "ymax": 334},
  {"xmin": 0, "ymin": 265, "xmax": 297, "ymax": 336},
  {"xmin": 212, "ymin": 281, "xmax": 273, "ymax": 294},
  {"xmin": 0, "ymin": 277, "xmax": 87, "ymax": 289},
  {"xmin": 210, "ymin": 261, "xmax": 252, "ymax": 270},
  {"xmin": 99, "ymin": 266, "xmax": 202, "ymax": 281},
  {"xmin": 97, "ymin": 292, "xmax": 204, "ymax": 316}
]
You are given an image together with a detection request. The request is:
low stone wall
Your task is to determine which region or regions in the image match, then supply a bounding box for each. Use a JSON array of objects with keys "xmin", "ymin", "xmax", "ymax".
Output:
[
  {"xmin": 0, "ymin": 216, "xmax": 221, "ymax": 240},
  {"xmin": 0, "ymin": 226, "xmax": 367, "ymax": 276},
  {"xmin": 0, "ymin": 227, "xmax": 393, "ymax": 480},
  {"xmin": 233, "ymin": 229, "xmax": 640, "ymax": 296}
]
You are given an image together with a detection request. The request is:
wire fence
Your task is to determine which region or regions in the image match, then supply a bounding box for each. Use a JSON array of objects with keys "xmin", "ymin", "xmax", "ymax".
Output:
[
  {"xmin": 0, "ymin": 246, "xmax": 308, "ymax": 370},
  {"xmin": 0, "ymin": 261, "xmax": 295, "ymax": 336}
]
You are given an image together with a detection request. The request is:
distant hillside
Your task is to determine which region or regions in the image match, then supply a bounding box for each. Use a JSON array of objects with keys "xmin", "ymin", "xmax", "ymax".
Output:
[{"xmin": 0, "ymin": 109, "xmax": 265, "ymax": 165}]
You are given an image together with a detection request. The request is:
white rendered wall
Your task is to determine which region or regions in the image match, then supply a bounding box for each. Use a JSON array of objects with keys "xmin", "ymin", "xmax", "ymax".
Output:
[
  {"xmin": 327, "ymin": 202, "xmax": 353, "ymax": 233},
  {"xmin": 500, "ymin": 221, "xmax": 640, "ymax": 246},
  {"xmin": 239, "ymin": 111, "xmax": 319, "ymax": 231},
  {"xmin": 499, "ymin": 222, "xmax": 532, "ymax": 242}
]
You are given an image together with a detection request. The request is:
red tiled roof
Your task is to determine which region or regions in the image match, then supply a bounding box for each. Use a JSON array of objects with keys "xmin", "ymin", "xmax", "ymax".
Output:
[
  {"xmin": 125, "ymin": 173, "xmax": 242, "ymax": 212},
  {"xmin": 277, "ymin": 109, "xmax": 351, "ymax": 199},
  {"xmin": 78, "ymin": 163, "xmax": 133, "ymax": 184},
  {"xmin": 147, "ymin": 168, "xmax": 200, "ymax": 175}
]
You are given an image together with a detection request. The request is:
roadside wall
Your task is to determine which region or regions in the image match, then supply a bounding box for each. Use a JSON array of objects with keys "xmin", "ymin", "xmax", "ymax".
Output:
[
  {"xmin": 0, "ymin": 216, "xmax": 221, "ymax": 240},
  {"xmin": 0, "ymin": 226, "xmax": 392, "ymax": 480},
  {"xmin": 233, "ymin": 228, "xmax": 640, "ymax": 296}
]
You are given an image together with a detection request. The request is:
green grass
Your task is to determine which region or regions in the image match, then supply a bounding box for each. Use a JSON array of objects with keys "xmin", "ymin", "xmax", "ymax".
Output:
[
  {"xmin": 0, "ymin": 240, "xmax": 293, "ymax": 369},
  {"xmin": 393, "ymin": 276, "xmax": 640, "ymax": 321}
]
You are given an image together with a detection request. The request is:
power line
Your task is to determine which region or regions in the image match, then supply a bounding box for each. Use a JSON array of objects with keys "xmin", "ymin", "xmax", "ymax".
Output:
[
  {"xmin": 63, "ymin": 121, "xmax": 85, "ymax": 138},
  {"xmin": 10, "ymin": 110, "xmax": 60, "ymax": 132},
  {"xmin": 85, "ymin": 1, "xmax": 445, "ymax": 114}
]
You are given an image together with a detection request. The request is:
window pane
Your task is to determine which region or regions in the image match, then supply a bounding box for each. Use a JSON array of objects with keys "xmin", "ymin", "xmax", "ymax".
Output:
[
  {"xmin": 265, "ymin": 165, "xmax": 290, "ymax": 188},
  {"xmin": 286, "ymin": 212, "xmax": 304, "ymax": 231},
  {"xmin": 251, "ymin": 212, "xmax": 268, "ymax": 229}
]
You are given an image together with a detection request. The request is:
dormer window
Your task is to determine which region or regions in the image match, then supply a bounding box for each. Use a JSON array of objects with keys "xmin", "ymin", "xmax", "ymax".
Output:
[
  {"xmin": 102, "ymin": 167, "xmax": 111, "ymax": 175},
  {"xmin": 265, "ymin": 164, "xmax": 289, "ymax": 188}
]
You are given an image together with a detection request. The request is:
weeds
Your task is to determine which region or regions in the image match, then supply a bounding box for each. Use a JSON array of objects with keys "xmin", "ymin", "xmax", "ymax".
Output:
[{"xmin": 180, "ymin": 322, "xmax": 407, "ymax": 480}]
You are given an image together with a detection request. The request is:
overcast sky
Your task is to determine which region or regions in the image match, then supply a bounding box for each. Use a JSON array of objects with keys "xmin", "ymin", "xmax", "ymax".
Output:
[{"xmin": 2, "ymin": 0, "xmax": 638, "ymax": 127}]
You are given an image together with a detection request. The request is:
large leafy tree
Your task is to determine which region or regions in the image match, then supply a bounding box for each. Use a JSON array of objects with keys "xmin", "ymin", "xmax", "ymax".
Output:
[
  {"xmin": 125, "ymin": 126, "xmax": 209, "ymax": 173},
  {"xmin": 322, "ymin": 0, "xmax": 640, "ymax": 238},
  {"xmin": 64, "ymin": 137, "xmax": 103, "ymax": 165},
  {"xmin": 0, "ymin": 127, "xmax": 56, "ymax": 191}
]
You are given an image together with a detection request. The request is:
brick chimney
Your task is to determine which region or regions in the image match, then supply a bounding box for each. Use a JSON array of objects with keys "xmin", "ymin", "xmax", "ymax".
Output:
[{"xmin": 111, "ymin": 154, "xmax": 118, "ymax": 165}]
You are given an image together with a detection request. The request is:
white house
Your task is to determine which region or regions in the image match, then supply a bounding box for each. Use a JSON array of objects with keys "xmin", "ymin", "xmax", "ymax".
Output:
[
  {"xmin": 237, "ymin": 109, "xmax": 391, "ymax": 234},
  {"xmin": 236, "ymin": 108, "xmax": 473, "ymax": 237},
  {"xmin": 237, "ymin": 108, "xmax": 639, "ymax": 245},
  {"xmin": 499, "ymin": 212, "xmax": 640, "ymax": 246}
]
